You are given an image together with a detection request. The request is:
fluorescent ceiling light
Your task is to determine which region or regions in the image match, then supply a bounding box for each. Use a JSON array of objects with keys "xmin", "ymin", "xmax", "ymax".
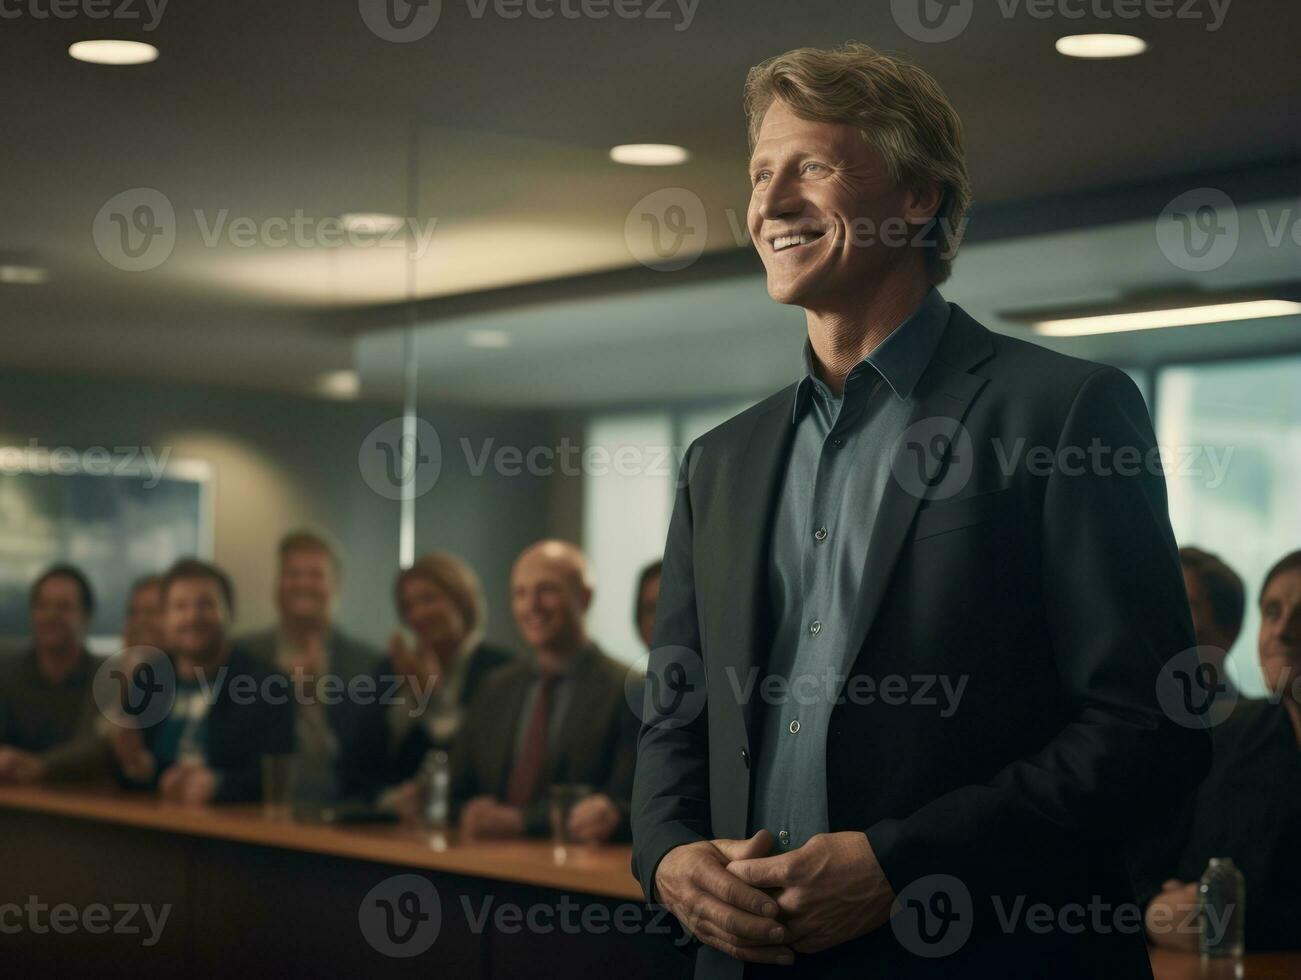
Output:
[
  {"xmin": 1033, "ymin": 299, "xmax": 1301, "ymax": 337},
  {"xmin": 1055, "ymin": 34, "xmax": 1147, "ymax": 58},
  {"xmin": 340, "ymin": 213, "xmax": 404, "ymax": 235},
  {"xmin": 466, "ymin": 329, "xmax": 511, "ymax": 349},
  {"xmin": 68, "ymin": 40, "xmax": 159, "ymax": 65},
  {"xmin": 0, "ymin": 265, "xmax": 48, "ymax": 284},
  {"xmin": 316, "ymin": 370, "xmax": 361, "ymax": 400},
  {"xmin": 610, "ymin": 144, "xmax": 690, "ymax": 166}
]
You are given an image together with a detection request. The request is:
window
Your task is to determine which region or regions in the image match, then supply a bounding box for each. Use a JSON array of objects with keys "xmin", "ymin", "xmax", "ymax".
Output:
[{"xmin": 1156, "ymin": 356, "xmax": 1301, "ymax": 696}]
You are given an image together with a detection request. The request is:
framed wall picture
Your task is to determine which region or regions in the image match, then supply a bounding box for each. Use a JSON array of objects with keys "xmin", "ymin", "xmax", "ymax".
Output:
[{"xmin": 0, "ymin": 444, "xmax": 213, "ymax": 653}]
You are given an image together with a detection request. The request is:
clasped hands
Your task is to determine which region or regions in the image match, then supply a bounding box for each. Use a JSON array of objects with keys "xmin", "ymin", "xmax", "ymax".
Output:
[{"xmin": 654, "ymin": 829, "xmax": 895, "ymax": 965}]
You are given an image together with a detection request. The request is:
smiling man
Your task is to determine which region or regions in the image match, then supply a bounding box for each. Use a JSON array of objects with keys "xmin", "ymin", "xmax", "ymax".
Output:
[
  {"xmin": 111, "ymin": 559, "xmax": 294, "ymax": 804},
  {"xmin": 631, "ymin": 43, "xmax": 1210, "ymax": 978},
  {"xmin": 446, "ymin": 540, "xmax": 638, "ymax": 843}
]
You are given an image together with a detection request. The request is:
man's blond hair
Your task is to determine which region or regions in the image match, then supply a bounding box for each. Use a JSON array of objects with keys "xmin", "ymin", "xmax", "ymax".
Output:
[{"xmin": 744, "ymin": 42, "xmax": 972, "ymax": 284}]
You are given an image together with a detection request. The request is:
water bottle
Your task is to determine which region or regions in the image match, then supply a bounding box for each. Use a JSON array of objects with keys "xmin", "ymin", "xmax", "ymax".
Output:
[
  {"xmin": 421, "ymin": 750, "xmax": 450, "ymax": 829},
  {"xmin": 1199, "ymin": 857, "xmax": 1245, "ymax": 959}
]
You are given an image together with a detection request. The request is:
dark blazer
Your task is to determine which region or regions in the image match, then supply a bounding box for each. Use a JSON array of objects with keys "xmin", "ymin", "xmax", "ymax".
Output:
[
  {"xmin": 1147, "ymin": 698, "xmax": 1301, "ymax": 951},
  {"xmin": 631, "ymin": 303, "xmax": 1211, "ymax": 978},
  {"xmin": 239, "ymin": 626, "xmax": 383, "ymax": 801},
  {"xmin": 450, "ymin": 642, "xmax": 638, "ymax": 839},
  {"xmin": 120, "ymin": 645, "xmax": 295, "ymax": 803},
  {"xmin": 343, "ymin": 639, "xmax": 516, "ymax": 800}
]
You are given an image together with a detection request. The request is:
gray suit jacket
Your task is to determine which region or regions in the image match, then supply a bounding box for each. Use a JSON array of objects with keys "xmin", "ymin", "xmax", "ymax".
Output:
[{"xmin": 449, "ymin": 642, "xmax": 639, "ymax": 839}]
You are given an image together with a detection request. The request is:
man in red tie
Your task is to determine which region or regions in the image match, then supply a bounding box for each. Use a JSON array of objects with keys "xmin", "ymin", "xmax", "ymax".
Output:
[{"xmin": 450, "ymin": 540, "xmax": 638, "ymax": 843}]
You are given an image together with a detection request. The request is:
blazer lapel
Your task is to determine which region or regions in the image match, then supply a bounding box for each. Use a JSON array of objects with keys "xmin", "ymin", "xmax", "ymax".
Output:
[
  {"xmin": 836, "ymin": 305, "xmax": 994, "ymax": 683},
  {"xmin": 712, "ymin": 386, "xmax": 799, "ymax": 743}
]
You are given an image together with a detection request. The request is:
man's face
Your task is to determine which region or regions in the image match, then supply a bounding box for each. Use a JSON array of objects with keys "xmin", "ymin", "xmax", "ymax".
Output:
[
  {"xmin": 511, "ymin": 552, "xmax": 589, "ymax": 655},
  {"xmin": 747, "ymin": 100, "xmax": 936, "ymax": 310},
  {"xmin": 124, "ymin": 583, "xmax": 163, "ymax": 650},
  {"xmin": 31, "ymin": 576, "xmax": 87, "ymax": 652},
  {"xmin": 637, "ymin": 571, "xmax": 661, "ymax": 650},
  {"xmin": 1259, "ymin": 568, "xmax": 1301, "ymax": 704},
  {"xmin": 399, "ymin": 576, "xmax": 466, "ymax": 652},
  {"xmin": 163, "ymin": 577, "xmax": 229, "ymax": 664},
  {"xmin": 277, "ymin": 548, "xmax": 337, "ymax": 626}
]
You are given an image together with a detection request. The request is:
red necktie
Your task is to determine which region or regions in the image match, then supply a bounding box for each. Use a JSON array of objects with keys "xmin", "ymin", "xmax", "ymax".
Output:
[{"xmin": 505, "ymin": 672, "xmax": 558, "ymax": 808}]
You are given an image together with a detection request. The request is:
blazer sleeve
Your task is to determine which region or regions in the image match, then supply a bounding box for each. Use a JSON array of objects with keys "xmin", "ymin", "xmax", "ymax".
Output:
[
  {"xmin": 630, "ymin": 444, "xmax": 714, "ymax": 902},
  {"xmin": 866, "ymin": 367, "xmax": 1213, "ymax": 899}
]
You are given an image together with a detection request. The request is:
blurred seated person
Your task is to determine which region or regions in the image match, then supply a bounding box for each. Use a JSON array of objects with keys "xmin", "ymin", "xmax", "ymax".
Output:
[
  {"xmin": 350, "ymin": 552, "xmax": 514, "ymax": 803},
  {"xmin": 1145, "ymin": 550, "xmax": 1301, "ymax": 952},
  {"xmin": 0, "ymin": 565, "xmax": 102, "ymax": 784},
  {"xmin": 122, "ymin": 574, "xmax": 164, "ymax": 651},
  {"xmin": 1180, "ymin": 546, "xmax": 1246, "ymax": 701},
  {"xmin": 431, "ymin": 540, "xmax": 636, "ymax": 843},
  {"xmin": 239, "ymin": 530, "xmax": 380, "ymax": 803},
  {"xmin": 635, "ymin": 559, "xmax": 662, "ymax": 651},
  {"xmin": 110, "ymin": 559, "xmax": 293, "ymax": 804}
]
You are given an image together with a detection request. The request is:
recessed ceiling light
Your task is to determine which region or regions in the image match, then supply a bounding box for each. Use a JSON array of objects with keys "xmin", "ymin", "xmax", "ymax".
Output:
[
  {"xmin": 1055, "ymin": 34, "xmax": 1147, "ymax": 59},
  {"xmin": 0, "ymin": 265, "xmax": 48, "ymax": 285},
  {"xmin": 68, "ymin": 40, "xmax": 159, "ymax": 65},
  {"xmin": 340, "ymin": 212, "xmax": 405, "ymax": 235},
  {"xmin": 610, "ymin": 144, "xmax": 690, "ymax": 166},
  {"xmin": 316, "ymin": 370, "xmax": 361, "ymax": 400},
  {"xmin": 1033, "ymin": 299, "xmax": 1301, "ymax": 336},
  {"xmin": 466, "ymin": 329, "xmax": 511, "ymax": 349}
]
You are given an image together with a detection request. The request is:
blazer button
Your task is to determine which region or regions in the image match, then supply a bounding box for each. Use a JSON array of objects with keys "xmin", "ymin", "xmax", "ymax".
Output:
[{"xmin": 740, "ymin": 747, "xmax": 749, "ymax": 768}]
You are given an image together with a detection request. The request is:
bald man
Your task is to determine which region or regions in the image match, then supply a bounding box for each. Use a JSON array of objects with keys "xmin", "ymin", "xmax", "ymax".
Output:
[{"xmin": 446, "ymin": 540, "xmax": 638, "ymax": 843}]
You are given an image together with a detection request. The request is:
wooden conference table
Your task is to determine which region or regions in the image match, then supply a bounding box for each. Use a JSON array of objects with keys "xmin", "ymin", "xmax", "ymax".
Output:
[
  {"xmin": 0, "ymin": 783, "xmax": 688, "ymax": 978},
  {"xmin": 2, "ymin": 785, "xmax": 1297, "ymax": 979}
]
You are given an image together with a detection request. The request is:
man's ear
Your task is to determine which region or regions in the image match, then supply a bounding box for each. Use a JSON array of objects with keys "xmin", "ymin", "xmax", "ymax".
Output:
[{"xmin": 904, "ymin": 183, "xmax": 945, "ymax": 226}]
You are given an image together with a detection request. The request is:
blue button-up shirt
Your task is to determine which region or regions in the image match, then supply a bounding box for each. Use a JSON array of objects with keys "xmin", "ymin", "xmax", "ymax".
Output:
[{"xmin": 749, "ymin": 287, "xmax": 951, "ymax": 851}]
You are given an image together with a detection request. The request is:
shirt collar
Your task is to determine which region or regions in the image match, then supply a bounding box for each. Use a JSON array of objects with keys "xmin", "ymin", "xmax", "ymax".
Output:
[{"xmin": 792, "ymin": 287, "xmax": 950, "ymax": 423}]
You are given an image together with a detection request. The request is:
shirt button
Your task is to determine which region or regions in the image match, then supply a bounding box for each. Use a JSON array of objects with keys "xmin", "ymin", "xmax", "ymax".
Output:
[
  {"xmin": 814, "ymin": 525, "xmax": 828, "ymax": 542},
  {"xmin": 778, "ymin": 830, "xmax": 790, "ymax": 845},
  {"xmin": 809, "ymin": 620, "xmax": 822, "ymax": 635},
  {"xmin": 831, "ymin": 437, "xmax": 844, "ymax": 448},
  {"xmin": 789, "ymin": 719, "xmax": 800, "ymax": 734}
]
